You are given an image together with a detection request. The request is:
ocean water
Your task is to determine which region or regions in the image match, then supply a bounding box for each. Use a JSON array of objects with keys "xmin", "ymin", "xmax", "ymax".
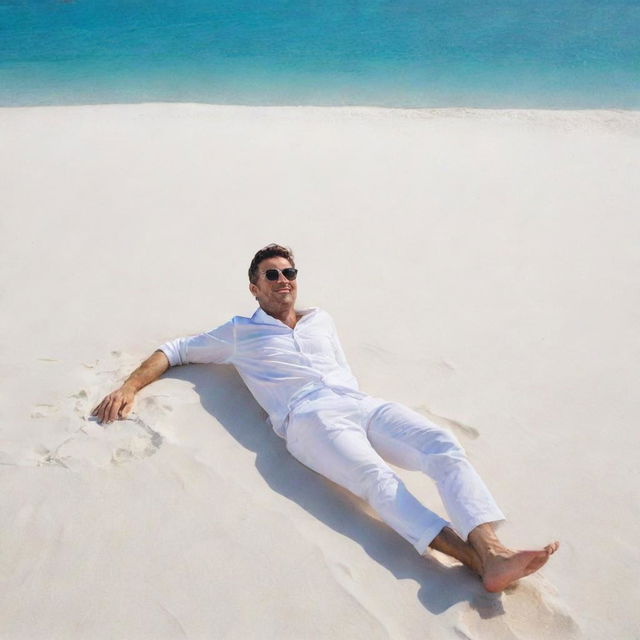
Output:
[{"xmin": 1, "ymin": 0, "xmax": 639, "ymax": 108}]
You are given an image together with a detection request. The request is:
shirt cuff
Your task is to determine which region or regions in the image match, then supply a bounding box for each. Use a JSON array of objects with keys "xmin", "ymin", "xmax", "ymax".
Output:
[{"xmin": 157, "ymin": 340, "xmax": 183, "ymax": 367}]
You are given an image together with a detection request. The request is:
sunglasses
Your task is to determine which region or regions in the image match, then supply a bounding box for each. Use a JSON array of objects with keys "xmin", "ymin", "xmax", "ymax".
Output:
[{"xmin": 261, "ymin": 268, "xmax": 298, "ymax": 281}]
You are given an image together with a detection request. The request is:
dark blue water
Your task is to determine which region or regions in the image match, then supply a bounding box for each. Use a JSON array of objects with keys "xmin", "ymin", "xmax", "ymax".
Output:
[{"xmin": 1, "ymin": 0, "xmax": 639, "ymax": 108}]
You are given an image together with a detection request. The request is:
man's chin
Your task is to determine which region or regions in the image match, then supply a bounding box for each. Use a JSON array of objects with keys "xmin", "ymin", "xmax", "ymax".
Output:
[{"xmin": 270, "ymin": 293, "xmax": 295, "ymax": 305}]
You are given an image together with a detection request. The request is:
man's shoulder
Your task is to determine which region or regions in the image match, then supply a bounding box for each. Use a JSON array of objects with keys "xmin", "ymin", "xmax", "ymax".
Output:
[
  {"xmin": 228, "ymin": 308, "xmax": 267, "ymax": 324},
  {"xmin": 298, "ymin": 306, "xmax": 331, "ymax": 320},
  {"xmin": 205, "ymin": 314, "xmax": 253, "ymax": 332},
  {"xmin": 299, "ymin": 305, "xmax": 323, "ymax": 316},
  {"xmin": 300, "ymin": 307, "xmax": 337, "ymax": 330}
]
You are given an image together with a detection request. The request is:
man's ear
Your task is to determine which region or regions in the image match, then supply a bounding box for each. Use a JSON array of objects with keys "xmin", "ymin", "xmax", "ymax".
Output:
[{"xmin": 249, "ymin": 282, "xmax": 258, "ymax": 298}]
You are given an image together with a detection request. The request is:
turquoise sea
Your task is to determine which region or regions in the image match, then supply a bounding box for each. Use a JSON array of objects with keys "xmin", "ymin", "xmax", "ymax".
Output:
[{"xmin": 1, "ymin": 0, "xmax": 639, "ymax": 108}]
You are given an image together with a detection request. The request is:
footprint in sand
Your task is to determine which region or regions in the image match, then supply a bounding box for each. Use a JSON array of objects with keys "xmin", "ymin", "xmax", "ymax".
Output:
[
  {"xmin": 36, "ymin": 412, "xmax": 164, "ymax": 471},
  {"xmin": 30, "ymin": 353, "xmax": 172, "ymax": 470},
  {"xmin": 437, "ymin": 358, "xmax": 457, "ymax": 373},
  {"xmin": 360, "ymin": 342, "xmax": 397, "ymax": 364},
  {"xmin": 413, "ymin": 405, "xmax": 480, "ymax": 440},
  {"xmin": 30, "ymin": 404, "xmax": 58, "ymax": 419},
  {"xmin": 455, "ymin": 578, "xmax": 581, "ymax": 640}
]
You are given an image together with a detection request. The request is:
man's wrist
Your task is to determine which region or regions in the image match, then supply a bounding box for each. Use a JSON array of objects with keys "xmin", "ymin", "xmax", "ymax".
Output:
[{"xmin": 121, "ymin": 380, "xmax": 139, "ymax": 394}]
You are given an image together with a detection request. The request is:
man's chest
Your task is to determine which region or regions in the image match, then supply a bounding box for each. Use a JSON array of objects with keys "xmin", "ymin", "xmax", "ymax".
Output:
[{"xmin": 235, "ymin": 322, "xmax": 335, "ymax": 362}]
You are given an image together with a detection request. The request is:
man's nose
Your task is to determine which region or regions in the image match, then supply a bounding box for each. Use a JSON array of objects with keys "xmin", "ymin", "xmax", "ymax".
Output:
[{"xmin": 276, "ymin": 271, "xmax": 288, "ymax": 282}]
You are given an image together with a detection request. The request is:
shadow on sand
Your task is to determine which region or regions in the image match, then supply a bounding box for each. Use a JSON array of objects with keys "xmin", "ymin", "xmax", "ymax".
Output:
[{"xmin": 164, "ymin": 363, "xmax": 505, "ymax": 620}]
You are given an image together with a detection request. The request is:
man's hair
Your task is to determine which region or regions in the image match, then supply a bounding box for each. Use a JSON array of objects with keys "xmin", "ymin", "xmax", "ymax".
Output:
[{"xmin": 248, "ymin": 243, "xmax": 296, "ymax": 284}]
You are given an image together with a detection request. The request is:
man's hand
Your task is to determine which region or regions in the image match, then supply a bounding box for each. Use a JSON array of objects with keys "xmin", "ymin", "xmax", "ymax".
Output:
[
  {"xmin": 92, "ymin": 385, "xmax": 136, "ymax": 424},
  {"xmin": 90, "ymin": 351, "xmax": 170, "ymax": 424}
]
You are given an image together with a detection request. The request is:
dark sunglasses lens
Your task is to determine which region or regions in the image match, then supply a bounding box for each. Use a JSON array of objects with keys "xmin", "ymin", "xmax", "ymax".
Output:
[
  {"xmin": 264, "ymin": 268, "xmax": 298, "ymax": 281},
  {"xmin": 283, "ymin": 268, "xmax": 298, "ymax": 281}
]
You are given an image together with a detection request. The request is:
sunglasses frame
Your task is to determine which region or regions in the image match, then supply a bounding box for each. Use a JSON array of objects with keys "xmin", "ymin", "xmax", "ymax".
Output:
[{"xmin": 261, "ymin": 268, "xmax": 298, "ymax": 281}]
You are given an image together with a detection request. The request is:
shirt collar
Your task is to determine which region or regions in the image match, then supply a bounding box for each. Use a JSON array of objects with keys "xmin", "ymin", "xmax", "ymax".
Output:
[{"xmin": 251, "ymin": 306, "xmax": 318, "ymax": 326}]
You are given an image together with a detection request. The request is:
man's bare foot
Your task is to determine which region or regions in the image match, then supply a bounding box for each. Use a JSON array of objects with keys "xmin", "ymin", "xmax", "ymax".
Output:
[
  {"xmin": 428, "ymin": 525, "xmax": 559, "ymax": 592},
  {"xmin": 481, "ymin": 542, "xmax": 560, "ymax": 592},
  {"xmin": 467, "ymin": 524, "xmax": 559, "ymax": 592}
]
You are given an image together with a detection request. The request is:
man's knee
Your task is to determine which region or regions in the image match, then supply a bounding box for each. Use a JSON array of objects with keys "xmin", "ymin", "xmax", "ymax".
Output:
[
  {"xmin": 355, "ymin": 463, "xmax": 402, "ymax": 507},
  {"xmin": 422, "ymin": 428, "xmax": 468, "ymax": 475}
]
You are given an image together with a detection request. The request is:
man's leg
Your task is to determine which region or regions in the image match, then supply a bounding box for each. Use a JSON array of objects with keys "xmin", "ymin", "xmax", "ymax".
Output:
[
  {"xmin": 366, "ymin": 401, "xmax": 505, "ymax": 540},
  {"xmin": 285, "ymin": 395, "xmax": 450, "ymax": 554},
  {"xmin": 428, "ymin": 526, "xmax": 482, "ymax": 574},
  {"xmin": 366, "ymin": 401, "xmax": 558, "ymax": 590}
]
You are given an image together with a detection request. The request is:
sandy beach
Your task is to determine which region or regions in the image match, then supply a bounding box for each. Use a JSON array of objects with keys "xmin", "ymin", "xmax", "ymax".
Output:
[{"xmin": 1, "ymin": 103, "xmax": 639, "ymax": 639}]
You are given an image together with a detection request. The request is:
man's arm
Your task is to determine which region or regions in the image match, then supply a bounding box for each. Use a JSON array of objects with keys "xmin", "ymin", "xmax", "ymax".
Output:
[{"xmin": 91, "ymin": 350, "xmax": 170, "ymax": 424}]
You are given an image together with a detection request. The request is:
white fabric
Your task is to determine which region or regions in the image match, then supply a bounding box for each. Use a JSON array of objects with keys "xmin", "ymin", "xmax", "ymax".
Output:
[
  {"xmin": 159, "ymin": 306, "xmax": 505, "ymax": 549},
  {"xmin": 286, "ymin": 388, "xmax": 505, "ymax": 551},
  {"xmin": 159, "ymin": 307, "xmax": 366, "ymax": 437}
]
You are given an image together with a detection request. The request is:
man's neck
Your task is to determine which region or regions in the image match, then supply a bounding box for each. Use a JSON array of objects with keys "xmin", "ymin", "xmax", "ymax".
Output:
[{"xmin": 261, "ymin": 305, "xmax": 299, "ymax": 329}]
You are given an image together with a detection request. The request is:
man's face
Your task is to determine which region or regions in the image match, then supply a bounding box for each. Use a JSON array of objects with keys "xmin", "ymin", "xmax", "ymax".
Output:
[{"xmin": 249, "ymin": 256, "xmax": 298, "ymax": 311}]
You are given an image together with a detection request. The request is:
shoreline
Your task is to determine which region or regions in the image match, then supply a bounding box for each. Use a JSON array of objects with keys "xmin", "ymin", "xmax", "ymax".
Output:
[
  {"xmin": 4, "ymin": 100, "xmax": 640, "ymax": 113},
  {"xmin": 3, "ymin": 102, "xmax": 640, "ymax": 138}
]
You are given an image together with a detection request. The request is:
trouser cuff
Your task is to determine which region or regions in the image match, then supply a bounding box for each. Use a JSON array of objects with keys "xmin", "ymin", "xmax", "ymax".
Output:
[{"xmin": 414, "ymin": 518, "xmax": 450, "ymax": 555}]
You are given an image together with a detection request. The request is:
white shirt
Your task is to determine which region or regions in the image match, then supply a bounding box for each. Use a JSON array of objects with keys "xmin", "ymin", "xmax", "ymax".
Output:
[{"xmin": 158, "ymin": 307, "xmax": 365, "ymax": 437}]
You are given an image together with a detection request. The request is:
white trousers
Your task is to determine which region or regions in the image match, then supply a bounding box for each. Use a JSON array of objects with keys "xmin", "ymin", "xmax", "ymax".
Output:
[{"xmin": 285, "ymin": 389, "xmax": 505, "ymax": 555}]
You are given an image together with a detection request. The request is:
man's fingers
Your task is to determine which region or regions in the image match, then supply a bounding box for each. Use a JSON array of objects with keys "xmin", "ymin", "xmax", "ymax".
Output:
[
  {"xmin": 92, "ymin": 390, "xmax": 134, "ymax": 423},
  {"xmin": 106, "ymin": 399, "xmax": 123, "ymax": 423},
  {"xmin": 99, "ymin": 397, "xmax": 118, "ymax": 423},
  {"xmin": 98, "ymin": 399, "xmax": 113, "ymax": 423},
  {"xmin": 93, "ymin": 394, "xmax": 116, "ymax": 419},
  {"xmin": 109, "ymin": 397, "xmax": 132, "ymax": 422},
  {"xmin": 92, "ymin": 399, "xmax": 108, "ymax": 422},
  {"xmin": 118, "ymin": 400, "xmax": 133, "ymax": 418},
  {"xmin": 91, "ymin": 397, "xmax": 107, "ymax": 416}
]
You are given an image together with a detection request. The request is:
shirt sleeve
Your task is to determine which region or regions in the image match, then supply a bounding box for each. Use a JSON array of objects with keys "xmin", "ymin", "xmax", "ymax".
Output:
[{"xmin": 158, "ymin": 319, "xmax": 235, "ymax": 366}]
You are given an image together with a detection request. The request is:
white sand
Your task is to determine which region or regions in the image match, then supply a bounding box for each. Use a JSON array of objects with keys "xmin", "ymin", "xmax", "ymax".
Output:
[{"xmin": 1, "ymin": 103, "xmax": 639, "ymax": 639}]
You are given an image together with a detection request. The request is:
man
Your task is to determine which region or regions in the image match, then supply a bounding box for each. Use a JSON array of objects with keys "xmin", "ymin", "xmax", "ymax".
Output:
[{"xmin": 93, "ymin": 243, "xmax": 558, "ymax": 592}]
